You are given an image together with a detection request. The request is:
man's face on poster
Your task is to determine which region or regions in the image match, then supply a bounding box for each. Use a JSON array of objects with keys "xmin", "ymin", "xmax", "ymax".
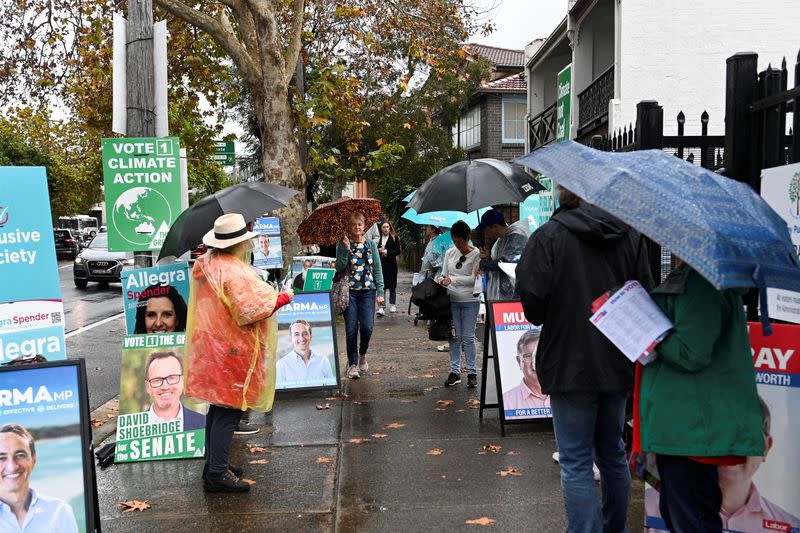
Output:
[
  {"xmin": 258, "ymin": 234, "xmax": 270, "ymax": 254},
  {"xmin": 517, "ymin": 339, "xmax": 540, "ymax": 384},
  {"xmin": 0, "ymin": 432, "xmax": 35, "ymax": 503},
  {"xmin": 291, "ymin": 323, "xmax": 312, "ymax": 356},
  {"xmin": 145, "ymin": 356, "xmax": 183, "ymax": 414},
  {"xmin": 718, "ymin": 434, "xmax": 772, "ymax": 487}
]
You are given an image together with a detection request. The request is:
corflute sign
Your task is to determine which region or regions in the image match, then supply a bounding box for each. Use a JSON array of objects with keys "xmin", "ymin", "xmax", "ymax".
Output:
[
  {"xmin": 102, "ymin": 137, "xmax": 181, "ymax": 252},
  {"xmin": 0, "ymin": 167, "xmax": 66, "ymax": 362}
]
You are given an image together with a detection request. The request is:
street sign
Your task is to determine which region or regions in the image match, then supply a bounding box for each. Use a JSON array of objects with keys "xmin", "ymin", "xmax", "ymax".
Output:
[
  {"xmin": 0, "ymin": 167, "xmax": 66, "ymax": 362},
  {"xmin": 212, "ymin": 140, "xmax": 235, "ymax": 166},
  {"xmin": 556, "ymin": 64, "xmax": 572, "ymax": 142},
  {"xmin": 102, "ymin": 137, "xmax": 182, "ymax": 252}
]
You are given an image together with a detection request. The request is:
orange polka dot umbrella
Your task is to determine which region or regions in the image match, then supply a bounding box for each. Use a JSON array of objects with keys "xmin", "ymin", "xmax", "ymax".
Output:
[{"xmin": 298, "ymin": 197, "xmax": 384, "ymax": 246}]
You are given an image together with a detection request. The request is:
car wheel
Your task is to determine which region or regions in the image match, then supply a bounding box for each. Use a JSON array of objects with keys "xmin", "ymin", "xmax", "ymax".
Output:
[{"xmin": 74, "ymin": 279, "xmax": 88, "ymax": 289}]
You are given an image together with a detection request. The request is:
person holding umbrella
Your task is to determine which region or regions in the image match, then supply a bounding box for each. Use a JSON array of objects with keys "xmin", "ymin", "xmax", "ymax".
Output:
[
  {"xmin": 184, "ymin": 213, "xmax": 294, "ymax": 493},
  {"xmin": 477, "ymin": 208, "xmax": 530, "ymax": 301},
  {"xmin": 336, "ymin": 212, "xmax": 384, "ymax": 378}
]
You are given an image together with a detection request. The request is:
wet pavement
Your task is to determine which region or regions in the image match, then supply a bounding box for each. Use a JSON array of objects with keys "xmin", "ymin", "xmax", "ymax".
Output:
[{"xmin": 95, "ymin": 272, "xmax": 644, "ymax": 532}]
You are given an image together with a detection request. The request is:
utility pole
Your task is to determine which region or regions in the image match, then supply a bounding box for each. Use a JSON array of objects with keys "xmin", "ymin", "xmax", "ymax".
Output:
[{"xmin": 127, "ymin": 0, "xmax": 155, "ymax": 267}]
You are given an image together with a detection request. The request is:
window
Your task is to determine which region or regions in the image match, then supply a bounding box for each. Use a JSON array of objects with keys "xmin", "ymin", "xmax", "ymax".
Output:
[
  {"xmin": 457, "ymin": 106, "xmax": 481, "ymax": 149},
  {"xmin": 502, "ymin": 96, "xmax": 526, "ymax": 144},
  {"xmin": 451, "ymin": 124, "xmax": 459, "ymax": 148}
]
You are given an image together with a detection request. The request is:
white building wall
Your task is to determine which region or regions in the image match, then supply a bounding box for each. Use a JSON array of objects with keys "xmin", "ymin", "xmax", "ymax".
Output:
[{"xmin": 614, "ymin": 0, "xmax": 799, "ymax": 136}]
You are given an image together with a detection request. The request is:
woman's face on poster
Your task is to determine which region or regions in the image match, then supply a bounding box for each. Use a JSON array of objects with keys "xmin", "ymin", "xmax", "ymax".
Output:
[{"xmin": 145, "ymin": 297, "xmax": 177, "ymax": 333}]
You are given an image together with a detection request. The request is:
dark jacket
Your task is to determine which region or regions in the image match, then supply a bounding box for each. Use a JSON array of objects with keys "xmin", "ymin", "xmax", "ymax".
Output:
[
  {"xmin": 638, "ymin": 266, "xmax": 763, "ymax": 456},
  {"xmin": 516, "ymin": 204, "xmax": 654, "ymax": 394},
  {"xmin": 377, "ymin": 234, "xmax": 400, "ymax": 290}
]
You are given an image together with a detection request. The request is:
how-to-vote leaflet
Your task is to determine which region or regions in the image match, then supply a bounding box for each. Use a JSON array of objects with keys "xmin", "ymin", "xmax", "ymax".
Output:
[
  {"xmin": 252, "ymin": 216, "xmax": 283, "ymax": 271},
  {"xmin": 0, "ymin": 167, "xmax": 66, "ymax": 363},
  {"xmin": 102, "ymin": 137, "xmax": 182, "ymax": 252},
  {"xmin": 121, "ymin": 263, "xmax": 190, "ymax": 335},
  {"xmin": 115, "ymin": 333, "xmax": 206, "ymax": 463}
]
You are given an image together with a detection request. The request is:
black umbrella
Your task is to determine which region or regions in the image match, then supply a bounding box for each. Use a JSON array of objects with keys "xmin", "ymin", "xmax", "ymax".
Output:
[
  {"xmin": 157, "ymin": 181, "xmax": 300, "ymax": 261},
  {"xmin": 406, "ymin": 158, "xmax": 545, "ymax": 214}
]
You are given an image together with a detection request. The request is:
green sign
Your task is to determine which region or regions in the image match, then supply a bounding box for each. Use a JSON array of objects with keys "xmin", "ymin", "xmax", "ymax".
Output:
[
  {"xmin": 212, "ymin": 140, "xmax": 235, "ymax": 166},
  {"xmin": 537, "ymin": 177, "xmax": 556, "ymax": 226},
  {"xmin": 556, "ymin": 64, "xmax": 572, "ymax": 142},
  {"xmin": 303, "ymin": 268, "xmax": 335, "ymax": 292},
  {"xmin": 102, "ymin": 137, "xmax": 181, "ymax": 252}
]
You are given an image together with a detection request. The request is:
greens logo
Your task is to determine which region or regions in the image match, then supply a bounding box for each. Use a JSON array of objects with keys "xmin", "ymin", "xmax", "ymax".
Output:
[
  {"xmin": 790, "ymin": 171, "xmax": 800, "ymax": 219},
  {"xmin": 0, "ymin": 206, "xmax": 8, "ymax": 227}
]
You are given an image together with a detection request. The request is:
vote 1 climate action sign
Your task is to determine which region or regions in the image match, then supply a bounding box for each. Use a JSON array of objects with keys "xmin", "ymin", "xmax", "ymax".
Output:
[
  {"xmin": 102, "ymin": 137, "xmax": 181, "ymax": 252},
  {"xmin": 0, "ymin": 167, "xmax": 66, "ymax": 363}
]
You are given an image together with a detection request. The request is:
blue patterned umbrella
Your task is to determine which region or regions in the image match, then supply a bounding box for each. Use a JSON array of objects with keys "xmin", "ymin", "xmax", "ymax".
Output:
[{"xmin": 516, "ymin": 141, "xmax": 800, "ymax": 330}]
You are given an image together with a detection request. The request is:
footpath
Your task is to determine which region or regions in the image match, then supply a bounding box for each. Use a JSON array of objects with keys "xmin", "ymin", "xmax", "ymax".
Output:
[{"xmin": 94, "ymin": 271, "xmax": 644, "ymax": 532}]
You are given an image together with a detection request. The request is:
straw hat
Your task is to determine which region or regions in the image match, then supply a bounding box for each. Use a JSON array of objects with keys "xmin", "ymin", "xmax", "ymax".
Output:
[{"xmin": 202, "ymin": 213, "xmax": 258, "ymax": 249}]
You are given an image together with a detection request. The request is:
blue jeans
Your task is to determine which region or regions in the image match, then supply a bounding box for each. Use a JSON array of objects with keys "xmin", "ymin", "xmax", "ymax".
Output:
[
  {"xmin": 449, "ymin": 300, "xmax": 480, "ymax": 374},
  {"xmin": 550, "ymin": 391, "xmax": 631, "ymax": 533},
  {"xmin": 344, "ymin": 289, "xmax": 376, "ymax": 366}
]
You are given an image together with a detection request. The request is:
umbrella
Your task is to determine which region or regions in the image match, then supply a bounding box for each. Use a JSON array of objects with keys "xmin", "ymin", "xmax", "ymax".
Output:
[
  {"xmin": 157, "ymin": 181, "xmax": 300, "ymax": 261},
  {"xmin": 298, "ymin": 197, "xmax": 383, "ymax": 246},
  {"xmin": 402, "ymin": 190, "xmax": 416, "ymax": 202},
  {"xmin": 401, "ymin": 206, "xmax": 491, "ymax": 229},
  {"xmin": 406, "ymin": 158, "xmax": 545, "ymax": 214},
  {"xmin": 515, "ymin": 141, "xmax": 800, "ymax": 331}
]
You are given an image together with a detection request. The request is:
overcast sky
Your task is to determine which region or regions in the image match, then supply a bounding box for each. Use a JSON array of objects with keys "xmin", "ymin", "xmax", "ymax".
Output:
[{"xmin": 469, "ymin": 0, "xmax": 566, "ymax": 51}]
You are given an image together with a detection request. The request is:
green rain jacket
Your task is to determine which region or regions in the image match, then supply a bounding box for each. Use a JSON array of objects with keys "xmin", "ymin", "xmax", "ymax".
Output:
[{"xmin": 639, "ymin": 266, "xmax": 763, "ymax": 457}]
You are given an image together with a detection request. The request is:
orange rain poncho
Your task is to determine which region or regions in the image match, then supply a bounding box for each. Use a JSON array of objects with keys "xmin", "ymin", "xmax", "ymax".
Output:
[{"xmin": 184, "ymin": 250, "xmax": 285, "ymax": 412}]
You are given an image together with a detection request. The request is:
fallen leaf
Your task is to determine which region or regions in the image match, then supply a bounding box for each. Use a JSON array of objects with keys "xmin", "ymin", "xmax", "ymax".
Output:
[
  {"xmin": 348, "ymin": 438, "xmax": 369, "ymax": 444},
  {"xmin": 325, "ymin": 392, "xmax": 351, "ymax": 401},
  {"xmin": 467, "ymin": 399, "xmax": 481, "ymax": 409},
  {"xmin": 315, "ymin": 456, "xmax": 334, "ymax": 463},
  {"xmin": 406, "ymin": 375, "xmax": 419, "ymax": 379},
  {"xmin": 434, "ymin": 408, "xmax": 447, "ymax": 411},
  {"xmin": 497, "ymin": 467, "xmax": 522, "ymax": 477},
  {"xmin": 400, "ymin": 399, "xmax": 416, "ymax": 404},
  {"xmin": 248, "ymin": 459, "xmax": 269, "ymax": 464},
  {"xmin": 482, "ymin": 444, "xmax": 502, "ymax": 454},
  {"xmin": 427, "ymin": 448, "xmax": 445, "ymax": 455},
  {"xmin": 241, "ymin": 478, "xmax": 256, "ymax": 485},
  {"xmin": 384, "ymin": 422, "xmax": 406, "ymax": 429},
  {"xmin": 436, "ymin": 400, "xmax": 454, "ymax": 407},
  {"xmin": 465, "ymin": 516, "xmax": 496, "ymax": 526},
  {"xmin": 95, "ymin": 367, "xmax": 102, "ymax": 371},
  {"xmin": 506, "ymin": 451, "xmax": 519, "ymax": 456},
  {"xmin": 370, "ymin": 433, "xmax": 388, "ymax": 438},
  {"xmin": 91, "ymin": 419, "xmax": 104, "ymax": 427},
  {"xmin": 246, "ymin": 444, "xmax": 266, "ymax": 453},
  {"xmin": 352, "ymin": 400, "xmax": 363, "ymax": 405},
  {"xmin": 117, "ymin": 500, "xmax": 151, "ymax": 512},
  {"xmin": 455, "ymin": 409, "xmax": 465, "ymax": 413},
  {"xmin": 316, "ymin": 403, "xmax": 332, "ymax": 410},
  {"xmin": 421, "ymin": 374, "xmax": 435, "ymax": 378},
  {"xmin": 423, "ymin": 387, "xmax": 434, "ymax": 392}
]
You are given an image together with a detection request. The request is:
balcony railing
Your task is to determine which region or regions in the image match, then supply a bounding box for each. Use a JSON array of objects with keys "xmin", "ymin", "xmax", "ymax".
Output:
[
  {"xmin": 577, "ymin": 65, "xmax": 614, "ymax": 136},
  {"xmin": 527, "ymin": 102, "xmax": 557, "ymax": 152}
]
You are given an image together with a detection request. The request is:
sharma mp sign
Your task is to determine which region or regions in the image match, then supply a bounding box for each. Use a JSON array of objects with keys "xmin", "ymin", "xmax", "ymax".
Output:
[{"xmin": 102, "ymin": 137, "xmax": 181, "ymax": 252}]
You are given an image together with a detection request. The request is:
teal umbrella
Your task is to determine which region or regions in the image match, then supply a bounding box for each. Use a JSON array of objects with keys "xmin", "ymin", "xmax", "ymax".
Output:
[{"xmin": 401, "ymin": 207, "xmax": 491, "ymax": 229}]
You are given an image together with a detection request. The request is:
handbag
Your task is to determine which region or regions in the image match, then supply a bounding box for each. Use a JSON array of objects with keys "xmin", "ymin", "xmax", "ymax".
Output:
[{"xmin": 332, "ymin": 271, "xmax": 349, "ymax": 314}]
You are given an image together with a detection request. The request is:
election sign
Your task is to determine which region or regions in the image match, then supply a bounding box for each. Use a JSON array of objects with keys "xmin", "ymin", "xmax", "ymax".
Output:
[
  {"xmin": 0, "ymin": 360, "xmax": 100, "ymax": 533},
  {"xmin": 115, "ymin": 333, "xmax": 206, "ymax": 463},
  {"xmin": 275, "ymin": 291, "xmax": 339, "ymax": 392},
  {"xmin": 489, "ymin": 301, "xmax": 551, "ymax": 422},
  {"xmin": 120, "ymin": 263, "xmax": 189, "ymax": 335},
  {"xmin": 102, "ymin": 137, "xmax": 181, "ymax": 252},
  {"xmin": 303, "ymin": 268, "xmax": 335, "ymax": 292},
  {"xmin": 644, "ymin": 323, "xmax": 800, "ymax": 532},
  {"xmin": 252, "ymin": 216, "xmax": 283, "ymax": 271},
  {"xmin": 0, "ymin": 167, "xmax": 66, "ymax": 363}
]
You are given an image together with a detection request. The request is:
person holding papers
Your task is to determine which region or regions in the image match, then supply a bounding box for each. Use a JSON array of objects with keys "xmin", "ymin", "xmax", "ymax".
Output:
[{"xmin": 635, "ymin": 260, "xmax": 763, "ymax": 533}]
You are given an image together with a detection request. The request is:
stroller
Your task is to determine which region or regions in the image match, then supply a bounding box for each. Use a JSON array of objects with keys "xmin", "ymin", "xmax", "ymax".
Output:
[{"xmin": 410, "ymin": 277, "xmax": 452, "ymax": 341}]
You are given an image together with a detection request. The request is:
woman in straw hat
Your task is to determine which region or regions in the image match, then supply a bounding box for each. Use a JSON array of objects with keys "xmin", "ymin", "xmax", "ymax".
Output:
[{"xmin": 185, "ymin": 213, "xmax": 294, "ymax": 493}]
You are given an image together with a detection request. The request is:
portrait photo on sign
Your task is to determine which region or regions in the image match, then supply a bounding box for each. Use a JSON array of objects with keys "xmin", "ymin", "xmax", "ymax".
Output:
[
  {"xmin": 121, "ymin": 263, "xmax": 190, "ymax": 335},
  {"xmin": 490, "ymin": 301, "xmax": 551, "ymax": 421},
  {"xmin": 275, "ymin": 291, "xmax": 339, "ymax": 391},
  {"xmin": 252, "ymin": 216, "xmax": 283, "ymax": 271},
  {"xmin": 115, "ymin": 333, "xmax": 206, "ymax": 463},
  {"xmin": 0, "ymin": 361, "xmax": 96, "ymax": 533}
]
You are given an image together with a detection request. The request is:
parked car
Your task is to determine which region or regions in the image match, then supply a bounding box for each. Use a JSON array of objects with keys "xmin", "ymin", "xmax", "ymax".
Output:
[
  {"xmin": 73, "ymin": 233, "xmax": 133, "ymax": 288},
  {"xmin": 53, "ymin": 229, "xmax": 80, "ymax": 258}
]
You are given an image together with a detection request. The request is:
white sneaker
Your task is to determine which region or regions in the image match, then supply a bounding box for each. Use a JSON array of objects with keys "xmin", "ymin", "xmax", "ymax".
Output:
[
  {"xmin": 377, "ymin": 307, "xmax": 385, "ymax": 316},
  {"xmin": 593, "ymin": 463, "xmax": 600, "ymax": 482},
  {"xmin": 389, "ymin": 305, "xmax": 397, "ymax": 313},
  {"xmin": 358, "ymin": 356, "xmax": 369, "ymax": 372},
  {"xmin": 347, "ymin": 364, "xmax": 360, "ymax": 379},
  {"xmin": 552, "ymin": 451, "xmax": 560, "ymax": 463}
]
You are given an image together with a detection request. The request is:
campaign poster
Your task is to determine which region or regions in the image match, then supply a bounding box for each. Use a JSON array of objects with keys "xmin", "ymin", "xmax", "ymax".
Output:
[
  {"xmin": 0, "ymin": 167, "xmax": 66, "ymax": 363},
  {"xmin": 120, "ymin": 263, "xmax": 189, "ymax": 335},
  {"xmin": 303, "ymin": 268, "xmax": 336, "ymax": 292},
  {"xmin": 643, "ymin": 323, "xmax": 800, "ymax": 533},
  {"xmin": 275, "ymin": 292, "xmax": 339, "ymax": 391},
  {"xmin": 252, "ymin": 216, "xmax": 282, "ymax": 270},
  {"xmin": 102, "ymin": 137, "xmax": 181, "ymax": 252},
  {"xmin": 289, "ymin": 256, "xmax": 337, "ymax": 291},
  {"xmin": 0, "ymin": 360, "xmax": 98, "ymax": 533},
  {"xmin": 489, "ymin": 301, "xmax": 551, "ymax": 421},
  {"xmin": 114, "ymin": 333, "xmax": 206, "ymax": 463}
]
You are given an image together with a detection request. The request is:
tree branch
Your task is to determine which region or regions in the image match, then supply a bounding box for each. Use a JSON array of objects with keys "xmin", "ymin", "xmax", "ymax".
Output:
[
  {"xmin": 153, "ymin": 0, "xmax": 260, "ymax": 88},
  {"xmin": 283, "ymin": 0, "xmax": 305, "ymax": 85}
]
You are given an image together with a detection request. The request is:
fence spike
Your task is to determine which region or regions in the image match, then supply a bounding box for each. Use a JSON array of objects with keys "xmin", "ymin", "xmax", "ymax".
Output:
[
  {"xmin": 781, "ymin": 56, "xmax": 787, "ymax": 70},
  {"xmin": 677, "ymin": 111, "xmax": 685, "ymax": 124},
  {"xmin": 701, "ymin": 111, "xmax": 709, "ymax": 123}
]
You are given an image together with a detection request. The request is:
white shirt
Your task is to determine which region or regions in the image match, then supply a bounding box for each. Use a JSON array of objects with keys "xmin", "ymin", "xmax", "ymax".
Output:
[
  {"xmin": 0, "ymin": 489, "xmax": 79, "ymax": 533},
  {"xmin": 276, "ymin": 350, "xmax": 333, "ymax": 385},
  {"xmin": 147, "ymin": 403, "xmax": 184, "ymax": 427}
]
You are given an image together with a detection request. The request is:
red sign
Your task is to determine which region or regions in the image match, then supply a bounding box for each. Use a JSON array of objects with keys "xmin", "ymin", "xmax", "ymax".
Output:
[{"xmin": 749, "ymin": 323, "xmax": 800, "ymax": 375}]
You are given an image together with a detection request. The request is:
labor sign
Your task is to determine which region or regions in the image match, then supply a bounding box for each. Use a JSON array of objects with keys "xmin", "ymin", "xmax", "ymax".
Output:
[{"xmin": 102, "ymin": 137, "xmax": 181, "ymax": 252}]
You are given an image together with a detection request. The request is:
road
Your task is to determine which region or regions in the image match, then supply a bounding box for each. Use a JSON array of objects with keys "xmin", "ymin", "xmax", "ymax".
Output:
[{"xmin": 59, "ymin": 259, "xmax": 126, "ymax": 410}]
